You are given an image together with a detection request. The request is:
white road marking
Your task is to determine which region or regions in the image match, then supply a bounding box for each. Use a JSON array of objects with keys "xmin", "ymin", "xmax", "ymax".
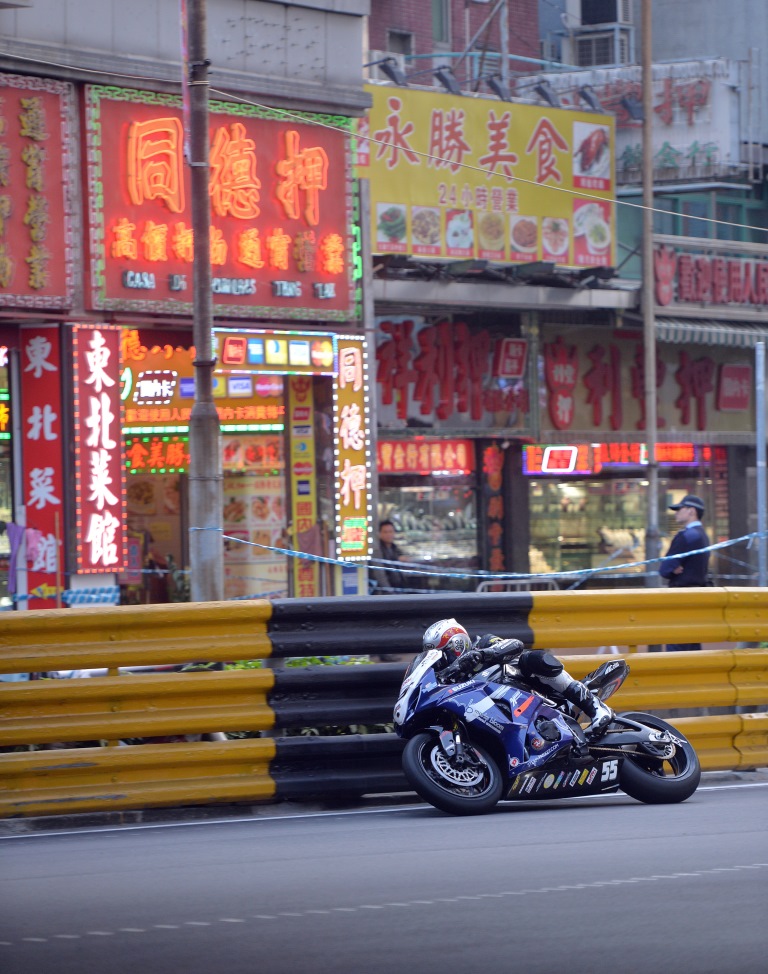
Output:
[
  {"xmin": 2, "ymin": 778, "xmax": 765, "ymax": 840},
  {"xmin": 2, "ymin": 861, "xmax": 766, "ymax": 949}
]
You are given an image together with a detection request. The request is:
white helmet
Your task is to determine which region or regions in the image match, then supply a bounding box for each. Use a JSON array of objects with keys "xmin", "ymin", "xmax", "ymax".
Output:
[{"xmin": 423, "ymin": 618, "xmax": 471, "ymax": 658}]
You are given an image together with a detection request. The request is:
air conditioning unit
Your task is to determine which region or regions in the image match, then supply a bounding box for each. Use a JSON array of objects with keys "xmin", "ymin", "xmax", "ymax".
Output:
[
  {"xmin": 366, "ymin": 49, "xmax": 407, "ymax": 83},
  {"xmin": 576, "ymin": 31, "xmax": 631, "ymax": 67},
  {"xmin": 581, "ymin": 0, "xmax": 632, "ymax": 26}
]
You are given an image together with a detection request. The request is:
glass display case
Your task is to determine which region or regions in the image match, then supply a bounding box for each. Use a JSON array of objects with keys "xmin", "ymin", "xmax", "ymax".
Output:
[
  {"xmin": 529, "ymin": 475, "xmax": 716, "ymax": 583},
  {"xmin": 529, "ymin": 478, "xmax": 649, "ymax": 578},
  {"xmin": 378, "ymin": 476, "xmax": 478, "ymax": 592}
]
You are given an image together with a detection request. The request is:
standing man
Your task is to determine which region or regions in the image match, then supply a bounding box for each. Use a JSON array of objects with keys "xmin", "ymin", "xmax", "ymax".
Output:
[
  {"xmin": 659, "ymin": 494, "xmax": 710, "ymax": 652},
  {"xmin": 371, "ymin": 519, "xmax": 407, "ymax": 595}
]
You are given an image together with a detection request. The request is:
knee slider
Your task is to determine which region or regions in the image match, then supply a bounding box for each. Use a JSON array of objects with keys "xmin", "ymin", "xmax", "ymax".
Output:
[{"xmin": 519, "ymin": 650, "xmax": 563, "ymax": 679}]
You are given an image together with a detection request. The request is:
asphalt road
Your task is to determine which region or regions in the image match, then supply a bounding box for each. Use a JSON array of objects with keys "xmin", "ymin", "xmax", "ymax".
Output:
[{"xmin": 1, "ymin": 773, "xmax": 766, "ymax": 974}]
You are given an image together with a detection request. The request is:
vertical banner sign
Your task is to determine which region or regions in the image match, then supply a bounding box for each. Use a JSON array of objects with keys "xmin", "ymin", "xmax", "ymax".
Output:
[
  {"xmin": 73, "ymin": 324, "xmax": 126, "ymax": 573},
  {"xmin": 288, "ymin": 376, "xmax": 319, "ymax": 597},
  {"xmin": 20, "ymin": 325, "xmax": 64, "ymax": 607},
  {"xmin": 334, "ymin": 336, "xmax": 372, "ymax": 560}
]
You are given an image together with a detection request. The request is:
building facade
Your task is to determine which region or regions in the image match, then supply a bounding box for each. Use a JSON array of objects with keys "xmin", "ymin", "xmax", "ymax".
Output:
[{"xmin": 0, "ymin": 0, "xmax": 374, "ymax": 608}]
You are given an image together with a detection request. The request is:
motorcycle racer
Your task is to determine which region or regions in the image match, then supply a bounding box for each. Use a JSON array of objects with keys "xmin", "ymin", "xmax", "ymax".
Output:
[{"xmin": 422, "ymin": 618, "xmax": 614, "ymax": 741}]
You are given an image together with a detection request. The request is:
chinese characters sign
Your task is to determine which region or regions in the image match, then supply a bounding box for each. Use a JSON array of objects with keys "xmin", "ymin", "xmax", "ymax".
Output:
[
  {"xmin": 85, "ymin": 86, "xmax": 355, "ymax": 320},
  {"xmin": 334, "ymin": 336, "xmax": 372, "ymax": 560},
  {"xmin": 121, "ymin": 328, "xmax": 285, "ymax": 433},
  {"xmin": 540, "ymin": 325, "xmax": 755, "ymax": 436},
  {"xmin": 20, "ymin": 325, "xmax": 64, "ymax": 606},
  {"xmin": 73, "ymin": 325, "xmax": 125, "ymax": 573},
  {"xmin": 653, "ymin": 237, "xmax": 768, "ymax": 319},
  {"xmin": 0, "ymin": 75, "xmax": 76, "ymax": 309},
  {"xmin": 538, "ymin": 59, "xmax": 739, "ymax": 185},
  {"xmin": 359, "ymin": 85, "xmax": 615, "ymax": 268},
  {"xmin": 377, "ymin": 439, "xmax": 475, "ymax": 476},
  {"xmin": 524, "ymin": 442, "xmax": 716, "ymax": 476},
  {"xmin": 376, "ymin": 315, "xmax": 530, "ymax": 432}
]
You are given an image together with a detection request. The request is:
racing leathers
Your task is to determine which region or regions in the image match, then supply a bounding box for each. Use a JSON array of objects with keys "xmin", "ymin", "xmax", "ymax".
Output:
[{"xmin": 441, "ymin": 635, "xmax": 614, "ymax": 741}]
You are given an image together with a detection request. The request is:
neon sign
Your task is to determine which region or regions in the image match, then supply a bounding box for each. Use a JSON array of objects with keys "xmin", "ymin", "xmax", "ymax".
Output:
[
  {"xmin": 524, "ymin": 441, "xmax": 712, "ymax": 475},
  {"xmin": 85, "ymin": 86, "xmax": 355, "ymax": 320},
  {"xmin": 73, "ymin": 325, "xmax": 125, "ymax": 573}
]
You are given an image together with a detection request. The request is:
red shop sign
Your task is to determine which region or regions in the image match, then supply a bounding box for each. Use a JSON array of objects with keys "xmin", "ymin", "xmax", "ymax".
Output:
[
  {"xmin": 73, "ymin": 325, "xmax": 126, "ymax": 573},
  {"xmin": 20, "ymin": 326, "xmax": 65, "ymax": 607},
  {"xmin": 84, "ymin": 86, "xmax": 355, "ymax": 320},
  {"xmin": 717, "ymin": 363, "xmax": 751, "ymax": 412},
  {"xmin": 378, "ymin": 439, "xmax": 475, "ymax": 475},
  {"xmin": 493, "ymin": 338, "xmax": 528, "ymax": 380},
  {"xmin": 0, "ymin": 75, "xmax": 76, "ymax": 309}
]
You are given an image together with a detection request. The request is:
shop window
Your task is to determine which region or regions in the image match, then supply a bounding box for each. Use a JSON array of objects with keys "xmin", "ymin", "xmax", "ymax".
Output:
[
  {"xmin": 222, "ymin": 433, "xmax": 288, "ymax": 601},
  {"xmin": 528, "ymin": 474, "xmax": 715, "ymax": 586},
  {"xmin": 378, "ymin": 477, "xmax": 477, "ymax": 592}
]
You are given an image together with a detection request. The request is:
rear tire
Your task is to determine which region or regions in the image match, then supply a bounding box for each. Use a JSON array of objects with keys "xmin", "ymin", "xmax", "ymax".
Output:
[
  {"xmin": 617, "ymin": 712, "xmax": 700, "ymax": 804},
  {"xmin": 402, "ymin": 732, "xmax": 504, "ymax": 816}
]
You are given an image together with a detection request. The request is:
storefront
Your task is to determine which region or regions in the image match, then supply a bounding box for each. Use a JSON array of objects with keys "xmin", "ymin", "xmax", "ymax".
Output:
[
  {"xmin": 533, "ymin": 307, "xmax": 761, "ymax": 582},
  {"xmin": 120, "ymin": 324, "xmax": 372, "ymax": 602},
  {"xmin": 524, "ymin": 441, "xmax": 727, "ymax": 579},
  {"xmin": 81, "ymin": 85, "xmax": 373, "ymax": 603},
  {"xmin": 360, "ymin": 80, "xmax": 639, "ymax": 588}
]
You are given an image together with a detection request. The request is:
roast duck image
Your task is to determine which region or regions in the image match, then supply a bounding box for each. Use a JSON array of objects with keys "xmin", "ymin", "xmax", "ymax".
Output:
[{"xmin": 576, "ymin": 128, "xmax": 609, "ymax": 174}]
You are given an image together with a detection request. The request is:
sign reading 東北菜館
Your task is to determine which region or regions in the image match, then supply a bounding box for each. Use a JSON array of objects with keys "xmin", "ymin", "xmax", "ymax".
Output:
[
  {"xmin": 84, "ymin": 86, "xmax": 355, "ymax": 320},
  {"xmin": 358, "ymin": 84, "xmax": 615, "ymax": 269}
]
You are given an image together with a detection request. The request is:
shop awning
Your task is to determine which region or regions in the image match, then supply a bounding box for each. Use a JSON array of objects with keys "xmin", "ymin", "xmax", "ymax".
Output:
[{"xmin": 656, "ymin": 318, "xmax": 768, "ymax": 347}]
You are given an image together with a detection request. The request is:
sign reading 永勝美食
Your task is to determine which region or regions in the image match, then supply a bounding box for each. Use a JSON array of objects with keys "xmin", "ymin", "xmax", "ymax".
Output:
[
  {"xmin": 0, "ymin": 75, "xmax": 77, "ymax": 309},
  {"xmin": 20, "ymin": 325, "xmax": 65, "ymax": 607},
  {"xmin": 73, "ymin": 325, "xmax": 125, "ymax": 573},
  {"xmin": 84, "ymin": 86, "xmax": 355, "ymax": 320},
  {"xmin": 358, "ymin": 84, "xmax": 615, "ymax": 269}
]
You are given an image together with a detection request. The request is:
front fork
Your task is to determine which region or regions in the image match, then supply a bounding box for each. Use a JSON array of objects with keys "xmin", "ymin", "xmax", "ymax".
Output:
[{"xmin": 435, "ymin": 723, "xmax": 474, "ymax": 766}]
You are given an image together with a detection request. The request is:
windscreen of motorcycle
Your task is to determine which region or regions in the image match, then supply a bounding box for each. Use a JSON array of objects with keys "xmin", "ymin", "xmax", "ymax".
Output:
[{"xmin": 393, "ymin": 649, "xmax": 443, "ymax": 726}]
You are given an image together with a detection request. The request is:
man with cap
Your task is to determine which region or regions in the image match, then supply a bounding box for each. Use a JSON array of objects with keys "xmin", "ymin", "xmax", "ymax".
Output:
[{"xmin": 659, "ymin": 494, "xmax": 710, "ymax": 651}]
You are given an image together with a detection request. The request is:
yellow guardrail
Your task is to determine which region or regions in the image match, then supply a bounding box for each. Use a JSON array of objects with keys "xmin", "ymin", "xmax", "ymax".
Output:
[
  {"xmin": 0, "ymin": 589, "xmax": 766, "ymax": 819},
  {"xmin": 0, "ymin": 600, "xmax": 273, "ymax": 674}
]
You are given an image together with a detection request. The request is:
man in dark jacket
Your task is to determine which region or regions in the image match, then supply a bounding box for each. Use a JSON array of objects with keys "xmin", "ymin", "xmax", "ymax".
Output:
[
  {"xmin": 371, "ymin": 519, "xmax": 407, "ymax": 594},
  {"xmin": 659, "ymin": 494, "xmax": 710, "ymax": 651}
]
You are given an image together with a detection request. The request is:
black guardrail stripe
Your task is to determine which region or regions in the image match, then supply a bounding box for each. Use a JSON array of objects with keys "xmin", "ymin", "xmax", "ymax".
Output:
[{"xmin": 266, "ymin": 591, "xmax": 535, "ymax": 657}]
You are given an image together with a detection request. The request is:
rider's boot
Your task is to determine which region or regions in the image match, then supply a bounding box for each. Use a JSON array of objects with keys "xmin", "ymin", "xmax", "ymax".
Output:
[{"xmin": 561, "ymin": 680, "xmax": 614, "ymax": 740}]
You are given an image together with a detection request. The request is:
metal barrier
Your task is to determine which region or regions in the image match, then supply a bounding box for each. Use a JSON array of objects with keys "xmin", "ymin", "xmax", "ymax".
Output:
[
  {"xmin": 0, "ymin": 589, "xmax": 767, "ymax": 818},
  {"xmin": 476, "ymin": 579, "xmax": 559, "ymax": 592}
]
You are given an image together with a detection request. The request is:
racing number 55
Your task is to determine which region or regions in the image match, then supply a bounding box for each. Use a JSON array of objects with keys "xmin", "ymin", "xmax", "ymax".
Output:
[{"xmin": 601, "ymin": 760, "xmax": 619, "ymax": 783}]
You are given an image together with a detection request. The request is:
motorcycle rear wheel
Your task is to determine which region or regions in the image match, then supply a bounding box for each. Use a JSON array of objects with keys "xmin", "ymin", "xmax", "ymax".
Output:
[
  {"xmin": 402, "ymin": 732, "xmax": 504, "ymax": 815},
  {"xmin": 617, "ymin": 712, "xmax": 701, "ymax": 804}
]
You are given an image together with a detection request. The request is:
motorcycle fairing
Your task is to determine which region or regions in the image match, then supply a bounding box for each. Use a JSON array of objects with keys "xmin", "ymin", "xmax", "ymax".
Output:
[
  {"xmin": 506, "ymin": 755, "xmax": 624, "ymax": 801},
  {"xmin": 415, "ymin": 678, "xmax": 577, "ymax": 771}
]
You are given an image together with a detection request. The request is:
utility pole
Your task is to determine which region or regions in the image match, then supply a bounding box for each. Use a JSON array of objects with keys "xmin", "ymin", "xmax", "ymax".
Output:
[
  {"xmin": 186, "ymin": 0, "xmax": 223, "ymax": 602},
  {"xmin": 642, "ymin": 0, "xmax": 661, "ymax": 588}
]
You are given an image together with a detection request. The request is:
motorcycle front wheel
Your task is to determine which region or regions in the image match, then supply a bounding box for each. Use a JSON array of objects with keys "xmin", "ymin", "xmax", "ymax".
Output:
[
  {"xmin": 617, "ymin": 712, "xmax": 701, "ymax": 804},
  {"xmin": 402, "ymin": 732, "xmax": 504, "ymax": 815}
]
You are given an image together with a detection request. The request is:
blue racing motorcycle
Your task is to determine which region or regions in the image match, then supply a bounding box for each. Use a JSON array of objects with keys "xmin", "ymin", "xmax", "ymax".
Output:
[{"xmin": 393, "ymin": 648, "xmax": 700, "ymax": 815}]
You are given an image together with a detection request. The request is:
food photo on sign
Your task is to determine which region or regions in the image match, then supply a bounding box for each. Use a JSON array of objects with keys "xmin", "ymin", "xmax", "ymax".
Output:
[
  {"xmin": 376, "ymin": 203, "xmax": 408, "ymax": 251},
  {"xmin": 573, "ymin": 199, "xmax": 612, "ymax": 266},
  {"xmin": 411, "ymin": 206, "xmax": 442, "ymax": 255},
  {"xmin": 541, "ymin": 216, "xmax": 570, "ymax": 261},
  {"xmin": 509, "ymin": 215, "xmax": 539, "ymax": 261}
]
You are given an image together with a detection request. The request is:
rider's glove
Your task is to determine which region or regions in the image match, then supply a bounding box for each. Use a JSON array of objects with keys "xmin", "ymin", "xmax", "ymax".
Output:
[
  {"xmin": 476, "ymin": 633, "xmax": 504, "ymax": 649},
  {"xmin": 457, "ymin": 648, "xmax": 484, "ymax": 673},
  {"xmin": 479, "ymin": 637, "xmax": 525, "ymax": 663}
]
